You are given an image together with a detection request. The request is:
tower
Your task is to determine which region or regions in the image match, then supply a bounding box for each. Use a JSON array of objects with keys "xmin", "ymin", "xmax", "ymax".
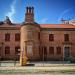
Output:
[
  {"xmin": 20, "ymin": 6, "xmax": 40, "ymax": 65},
  {"xmin": 25, "ymin": 7, "xmax": 34, "ymax": 23}
]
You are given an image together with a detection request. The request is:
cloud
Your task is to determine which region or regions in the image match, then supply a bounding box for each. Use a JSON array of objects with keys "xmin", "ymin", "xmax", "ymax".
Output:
[
  {"xmin": 41, "ymin": 18, "xmax": 48, "ymax": 23},
  {"xmin": 6, "ymin": 0, "xmax": 16, "ymax": 22},
  {"xmin": 58, "ymin": 8, "xmax": 72, "ymax": 23}
]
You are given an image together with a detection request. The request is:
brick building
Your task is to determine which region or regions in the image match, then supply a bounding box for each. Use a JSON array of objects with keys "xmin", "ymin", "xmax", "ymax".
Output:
[{"xmin": 0, "ymin": 7, "xmax": 75, "ymax": 61}]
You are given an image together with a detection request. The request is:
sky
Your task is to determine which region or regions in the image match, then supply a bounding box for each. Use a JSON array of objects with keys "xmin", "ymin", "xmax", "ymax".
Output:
[{"xmin": 0, "ymin": 0, "xmax": 75, "ymax": 24}]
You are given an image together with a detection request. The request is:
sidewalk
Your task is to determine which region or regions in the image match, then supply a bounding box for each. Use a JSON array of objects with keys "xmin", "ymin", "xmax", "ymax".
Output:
[
  {"xmin": 0, "ymin": 61, "xmax": 75, "ymax": 73},
  {"xmin": 0, "ymin": 64, "xmax": 75, "ymax": 73}
]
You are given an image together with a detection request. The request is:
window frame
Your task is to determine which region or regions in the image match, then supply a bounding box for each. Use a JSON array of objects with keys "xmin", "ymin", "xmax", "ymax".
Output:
[
  {"xmin": 5, "ymin": 46, "xmax": 10, "ymax": 55},
  {"xmin": 49, "ymin": 46, "xmax": 54, "ymax": 55},
  {"xmin": 5, "ymin": 33, "xmax": 10, "ymax": 41},
  {"xmin": 15, "ymin": 33, "xmax": 20, "ymax": 41},
  {"xmin": 56, "ymin": 46, "xmax": 61, "ymax": 55},
  {"xmin": 15, "ymin": 46, "xmax": 20, "ymax": 55},
  {"xmin": 64, "ymin": 34, "xmax": 69, "ymax": 42},
  {"xmin": 44, "ymin": 46, "xmax": 47, "ymax": 55},
  {"xmin": 49, "ymin": 34, "xmax": 54, "ymax": 41}
]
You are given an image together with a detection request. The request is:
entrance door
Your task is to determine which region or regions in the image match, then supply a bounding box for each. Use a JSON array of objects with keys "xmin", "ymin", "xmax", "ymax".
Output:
[
  {"xmin": 64, "ymin": 47, "xmax": 70, "ymax": 61},
  {"xmin": 40, "ymin": 47, "xmax": 47, "ymax": 61}
]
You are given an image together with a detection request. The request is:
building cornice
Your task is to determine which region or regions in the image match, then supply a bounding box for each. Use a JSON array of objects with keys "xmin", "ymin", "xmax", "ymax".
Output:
[
  {"xmin": 21, "ymin": 22, "xmax": 41, "ymax": 28},
  {"xmin": 0, "ymin": 27, "xmax": 20, "ymax": 30},
  {"xmin": 41, "ymin": 28, "xmax": 75, "ymax": 31}
]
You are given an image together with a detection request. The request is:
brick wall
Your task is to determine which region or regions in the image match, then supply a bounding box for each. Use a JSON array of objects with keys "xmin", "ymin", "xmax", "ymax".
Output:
[
  {"xmin": 40, "ymin": 30, "xmax": 75, "ymax": 60},
  {"xmin": 0, "ymin": 25, "xmax": 20, "ymax": 60}
]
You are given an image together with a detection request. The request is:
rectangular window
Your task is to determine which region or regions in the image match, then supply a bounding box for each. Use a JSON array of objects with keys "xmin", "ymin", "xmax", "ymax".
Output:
[
  {"xmin": 49, "ymin": 34, "xmax": 54, "ymax": 41},
  {"xmin": 0, "ymin": 47, "xmax": 1, "ymax": 55},
  {"xmin": 15, "ymin": 33, "xmax": 20, "ymax": 41},
  {"xmin": 44, "ymin": 46, "xmax": 47, "ymax": 55},
  {"xmin": 5, "ymin": 33, "xmax": 10, "ymax": 41},
  {"xmin": 56, "ymin": 47, "xmax": 61, "ymax": 55},
  {"xmin": 5, "ymin": 46, "xmax": 10, "ymax": 55},
  {"xmin": 39, "ymin": 46, "xmax": 40, "ymax": 55},
  {"xmin": 64, "ymin": 34, "xmax": 69, "ymax": 41},
  {"xmin": 38, "ymin": 32, "xmax": 40, "ymax": 40},
  {"xmin": 49, "ymin": 47, "xmax": 54, "ymax": 54},
  {"xmin": 15, "ymin": 46, "xmax": 20, "ymax": 54}
]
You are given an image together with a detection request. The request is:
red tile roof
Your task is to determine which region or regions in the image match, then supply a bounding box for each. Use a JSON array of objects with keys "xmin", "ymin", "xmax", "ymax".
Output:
[{"xmin": 40, "ymin": 24, "xmax": 75, "ymax": 28}]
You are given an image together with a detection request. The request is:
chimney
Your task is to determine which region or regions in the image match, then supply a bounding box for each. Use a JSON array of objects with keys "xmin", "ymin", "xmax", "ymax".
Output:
[{"xmin": 25, "ymin": 6, "xmax": 34, "ymax": 23}]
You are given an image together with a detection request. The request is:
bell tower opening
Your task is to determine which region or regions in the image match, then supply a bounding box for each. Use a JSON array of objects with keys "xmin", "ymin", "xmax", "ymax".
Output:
[{"xmin": 25, "ymin": 7, "xmax": 34, "ymax": 23}]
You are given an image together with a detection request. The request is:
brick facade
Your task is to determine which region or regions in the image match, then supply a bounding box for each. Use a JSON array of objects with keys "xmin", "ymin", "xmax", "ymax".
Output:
[
  {"xmin": 0, "ymin": 22, "xmax": 21, "ymax": 60},
  {"xmin": 0, "ymin": 7, "xmax": 75, "ymax": 61}
]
